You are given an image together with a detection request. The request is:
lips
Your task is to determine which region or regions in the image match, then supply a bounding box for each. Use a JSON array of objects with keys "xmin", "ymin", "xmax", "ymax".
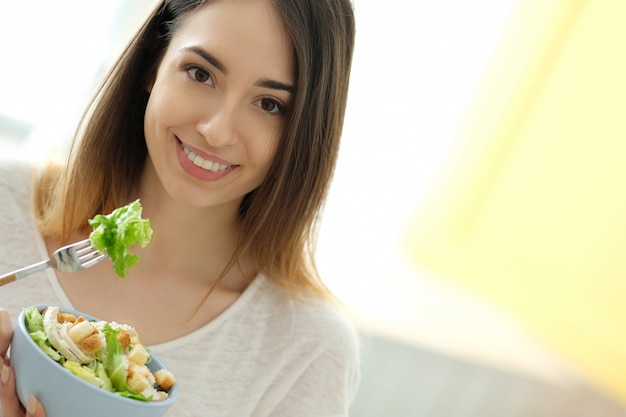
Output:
[
  {"xmin": 181, "ymin": 142, "xmax": 232, "ymax": 173},
  {"xmin": 175, "ymin": 138, "xmax": 237, "ymax": 181}
]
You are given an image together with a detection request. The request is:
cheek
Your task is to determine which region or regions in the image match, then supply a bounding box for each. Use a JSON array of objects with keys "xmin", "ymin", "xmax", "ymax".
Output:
[
  {"xmin": 256, "ymin": 135, "xmax": 280, "ymax": 170},
  {"xmin": 250, "ymin": 138, "xmax": 281, "ymax": 189},
  {"xmin": 143, "ymin": 97, "xmax": 158, "ymax": 139},
  {"xmin": 144, "ymin": 82, "xmax": 185, "ymax": 141},
  {"xmin": 144, "ymin": 82, "xmax": 166, "ymax": 136}
]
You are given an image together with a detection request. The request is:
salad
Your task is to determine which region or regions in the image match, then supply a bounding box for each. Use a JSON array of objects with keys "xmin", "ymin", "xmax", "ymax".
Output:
[
  {"xmin": 88, "ymin": 199, "xmax": 153, "ymax": 278},
  {"xmin": 24, "ymin": 306, "xmax": 175, "ymax": 402}
]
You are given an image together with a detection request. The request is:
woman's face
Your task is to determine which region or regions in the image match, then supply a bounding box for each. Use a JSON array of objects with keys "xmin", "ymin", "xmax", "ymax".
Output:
[{"xmin": 143, "ymin": 0, "xmax": 295, "ymax": 211}]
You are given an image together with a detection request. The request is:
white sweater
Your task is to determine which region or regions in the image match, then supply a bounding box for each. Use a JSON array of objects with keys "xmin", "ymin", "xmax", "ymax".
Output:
[{"xmin": 0, "ymin": 158, "xmax": 360, "ymax": 416}]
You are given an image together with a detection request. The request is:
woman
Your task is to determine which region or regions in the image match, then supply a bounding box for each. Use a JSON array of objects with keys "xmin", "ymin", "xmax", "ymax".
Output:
[{"xmin": 0, "ymin": 0, "xmax": 359, "ymax": 416}]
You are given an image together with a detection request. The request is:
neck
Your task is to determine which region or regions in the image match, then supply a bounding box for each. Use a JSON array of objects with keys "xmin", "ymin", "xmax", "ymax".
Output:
[
  {"xmin": 129, "ymin": 163, "xmax": 249, "ymax": 289},
  {"xmin": 144, "ymin": 197, "xmax": 242, "ymax": 268}
]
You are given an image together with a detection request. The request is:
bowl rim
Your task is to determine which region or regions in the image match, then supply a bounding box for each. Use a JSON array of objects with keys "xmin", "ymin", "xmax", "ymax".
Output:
[{"xmin": 16, "ymin": 305, "xmax": 180, "ymax": 407}]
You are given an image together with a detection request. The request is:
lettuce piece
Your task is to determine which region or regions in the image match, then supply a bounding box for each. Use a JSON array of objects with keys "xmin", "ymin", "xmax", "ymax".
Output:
[
  {"xmin": 23, "ymin": 307, "xmax": 62, "ymax": 362},
  {"xmin": 101, "ymin": 324, "xmax": 150, "ymax": 401},
  {"xmin": 88, "ymin": 199, "xmax": 153, "ymax": 278},
  {"xmin": 64, "ymin": 361, "xmax": 112, "ymax": 391},
  {"xmin": 119, "ymin": 391, "xmax": 153, "ymax": 401},
  {"xmin": 94, "ymin": 362, "xmax": 113, "ymax": 391},
  {"xmin": 24, "ymin": 307, "xmax": 44, "ymax": 333},
  {"xmin": 102, "ymin": 324, "xmax": 129, "ymax": 392}
]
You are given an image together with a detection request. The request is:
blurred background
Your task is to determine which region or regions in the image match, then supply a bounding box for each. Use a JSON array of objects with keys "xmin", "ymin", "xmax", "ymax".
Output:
[{"xmin": 1, "ymin": 1, "xmax": 625, "ymax": 416}]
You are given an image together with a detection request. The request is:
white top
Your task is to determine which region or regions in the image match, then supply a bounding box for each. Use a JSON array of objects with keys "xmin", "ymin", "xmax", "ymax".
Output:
[{"xmin": 0, "ymin": 158, "xmax": 361, "ymax": 417}]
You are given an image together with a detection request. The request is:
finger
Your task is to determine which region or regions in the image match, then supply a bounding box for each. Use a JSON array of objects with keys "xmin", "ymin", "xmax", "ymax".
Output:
[
  {"xmin": 26, "ymin": 395, "xmax": 46, "ymax": 417},
  {"xmin": 0, "ymin": 309, "xmax": 13, "ymax": 357},
  {"xmin": 0, "ymin": 362, "xmax": 26, "ymax": 417}
]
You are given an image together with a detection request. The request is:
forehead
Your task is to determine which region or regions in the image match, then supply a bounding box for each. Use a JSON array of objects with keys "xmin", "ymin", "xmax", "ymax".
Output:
[{"xmin": 167, "ymin": 0, "xmax": 295, "ymax": 83}]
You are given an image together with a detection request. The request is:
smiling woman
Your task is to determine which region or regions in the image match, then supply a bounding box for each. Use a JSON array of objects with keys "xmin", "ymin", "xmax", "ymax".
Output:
[{"xmin": 0, "ymin": 1, "xmax": 357, "ymax": 417}]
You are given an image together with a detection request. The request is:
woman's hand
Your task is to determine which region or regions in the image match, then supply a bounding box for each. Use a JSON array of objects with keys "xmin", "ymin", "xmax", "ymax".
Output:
[{"xmin": 0, "ymin": 309, "xmax": 46, "ymax": 417}]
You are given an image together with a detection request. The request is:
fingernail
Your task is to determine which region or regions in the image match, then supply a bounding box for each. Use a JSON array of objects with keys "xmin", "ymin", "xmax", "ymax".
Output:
[
  {"xmin": 27, "ymin": 395, "xmax": 37, "ymax": 415},
  {"xmin": 1, "ymin": 363, "xmax": 8, "ymax": 385}
]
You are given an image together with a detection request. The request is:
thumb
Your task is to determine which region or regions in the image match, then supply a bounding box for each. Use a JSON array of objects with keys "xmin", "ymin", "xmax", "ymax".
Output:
[{"xmin": 26, "ymin": 395, "xmax": 47, "ymax": 417}]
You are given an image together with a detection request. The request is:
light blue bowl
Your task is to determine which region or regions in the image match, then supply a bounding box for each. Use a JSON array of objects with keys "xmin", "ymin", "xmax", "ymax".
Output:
[{"xmin": 11, "ymin": 306, "xmax": 179, "ymax": 417}]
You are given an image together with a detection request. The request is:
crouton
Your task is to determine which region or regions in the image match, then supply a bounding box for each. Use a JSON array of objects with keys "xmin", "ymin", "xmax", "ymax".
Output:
[
  {"xmin": 154, "ymin": 369, "xmax": 176, "ymax": 391},
  {"xmin": 116, "ymin": 329, "xmax": 132, "ymax": 349},
  {"xmin": 127, "ymin": 344, "xmax": 150, "ymax": 365},
  {"xmin": 69, "ymin": 320, "xmax": 96, "ymax": 343},
  {"xmin": 77, "ymin": 333, "xmax": 104, "ymax": 355},
  {"xmin": 41, "ymin": 307, "xmax": 76, "ymax": 324},
  {"xmin": 127, "ymin": 363, "xmax": 151, "ymax": 393},
  {"xmin": 155, "ymin": 391, "xmax": 169, "ymax": 401},
  {"xmin": 58, "ymin": 311, "xmax": 78, "ymax": 323}
]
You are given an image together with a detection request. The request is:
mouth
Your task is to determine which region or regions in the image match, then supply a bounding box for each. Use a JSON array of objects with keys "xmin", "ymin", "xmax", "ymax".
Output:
[{"xmin": 180, "ymin": 142, "xmax": 233, "ymax": 173}]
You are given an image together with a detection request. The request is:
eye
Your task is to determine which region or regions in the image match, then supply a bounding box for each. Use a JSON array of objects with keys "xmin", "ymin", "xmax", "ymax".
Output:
[
  {"xmin": 186, "ymin": 65, "xmax": 214, "ymax": 86},
  {"xmin": 255, "ymin": 98, "xmax": 285, "ymax": 115}
]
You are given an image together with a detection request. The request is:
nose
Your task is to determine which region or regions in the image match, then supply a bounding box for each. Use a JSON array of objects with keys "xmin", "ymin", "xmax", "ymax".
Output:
[{"xmin": 196, "ymin": 103, "xmax": 239, "ymax": 147}]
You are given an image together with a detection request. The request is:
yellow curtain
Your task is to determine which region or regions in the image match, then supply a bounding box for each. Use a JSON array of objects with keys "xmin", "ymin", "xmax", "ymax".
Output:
[{"xmin": 406, "ymin": 0, "xmax": 626, "ymax": 405}]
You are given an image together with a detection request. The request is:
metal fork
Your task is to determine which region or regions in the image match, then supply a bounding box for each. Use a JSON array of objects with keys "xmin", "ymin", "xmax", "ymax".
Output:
[{"xmin": 0, "ymin": 239, "xmax": 107, "ymax": 287}]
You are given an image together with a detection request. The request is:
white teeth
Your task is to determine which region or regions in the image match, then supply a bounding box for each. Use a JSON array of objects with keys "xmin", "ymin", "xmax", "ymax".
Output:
[
  {"xmin": 202, "ymin": 160, "xmax": 214, "ymax": 170},
  {"xmin": 181, "ymin": 143, "xmax": 230, "ymax": 173}
]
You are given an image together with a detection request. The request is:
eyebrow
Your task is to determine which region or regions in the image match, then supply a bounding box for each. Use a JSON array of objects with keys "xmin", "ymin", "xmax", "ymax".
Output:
[
  {"xmin": 181, "ymin": 46, "xmax": 227, "ymax": 74},
  {"xmin": 180, "ymin": 45, "xmax": 296, "ymax": 94},
  {"xmin": 256, "ymin": 78, "xmax": 296, "ymax": 94}
]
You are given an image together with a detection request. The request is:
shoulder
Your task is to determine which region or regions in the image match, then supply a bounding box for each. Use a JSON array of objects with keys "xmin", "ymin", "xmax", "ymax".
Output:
[
  {"xmin": 255, "ymin": 276, "xmax": 360, "ymax": 347},
  {"xmin": 293, "ymin": 296, "xmax": 360, "ymax": 353},
  {"xmin": 253, "ymin": 275, "xmax": 361, "ymax": 374}
]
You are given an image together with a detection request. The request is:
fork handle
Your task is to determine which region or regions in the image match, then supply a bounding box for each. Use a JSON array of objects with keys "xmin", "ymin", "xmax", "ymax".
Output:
[
  {"xmin": 0, "ymin": 260, "xmax": 51, "ymax": 287},
  {"xmin": 0, "ymin": 273, "xmax": 17, "ymax": 287}
]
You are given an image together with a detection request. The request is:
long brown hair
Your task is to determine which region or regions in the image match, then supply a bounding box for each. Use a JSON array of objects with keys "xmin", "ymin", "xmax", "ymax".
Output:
[{"xmin": 35, "ymin": 0, "xmax": 356, "ymax": 301}]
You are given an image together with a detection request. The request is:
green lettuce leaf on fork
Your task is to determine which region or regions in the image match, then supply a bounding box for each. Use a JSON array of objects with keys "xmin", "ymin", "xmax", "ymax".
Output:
[{"xmin": 88, "ymin": 199, "xmax": 153, "ymax": 278}]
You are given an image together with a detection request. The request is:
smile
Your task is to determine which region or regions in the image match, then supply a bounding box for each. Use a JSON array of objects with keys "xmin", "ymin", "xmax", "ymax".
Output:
[{"xmin": 181, "ymin": 143, "xmax": 231, "ymax": 173}]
